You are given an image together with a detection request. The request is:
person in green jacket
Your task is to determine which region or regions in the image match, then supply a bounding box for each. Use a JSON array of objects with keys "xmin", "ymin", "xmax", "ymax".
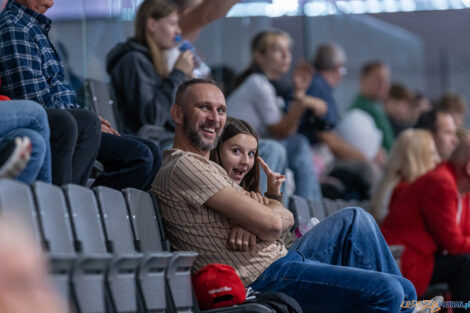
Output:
[{"xmin": 350, "ymin": 61, "xmax": 394, "ymax": 152}]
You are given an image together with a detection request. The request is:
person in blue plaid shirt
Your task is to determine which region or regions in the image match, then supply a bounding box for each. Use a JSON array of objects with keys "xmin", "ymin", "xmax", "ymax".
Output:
[{"xmin": 0, "ymin": 0, "xmax": 161, "ymax": 190}]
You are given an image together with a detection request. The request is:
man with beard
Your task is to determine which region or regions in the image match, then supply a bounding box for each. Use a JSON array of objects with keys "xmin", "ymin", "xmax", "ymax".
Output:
[{"xmin": 153, "ymin": 78, "xmax": 424, "ymax": 313}]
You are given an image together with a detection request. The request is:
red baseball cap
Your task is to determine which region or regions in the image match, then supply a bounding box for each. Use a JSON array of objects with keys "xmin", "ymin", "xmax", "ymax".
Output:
[{"xmin": 192, "ymin": 263, "xmax": 246, "ymax": 310}]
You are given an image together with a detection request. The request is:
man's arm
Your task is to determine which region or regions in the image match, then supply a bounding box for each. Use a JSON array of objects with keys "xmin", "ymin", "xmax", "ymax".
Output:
[
  {"xmin": 0, "ymin": 27, "xmax": 67, "ymax": 109},
  {"xmin": 205, "ymin": 186, "xmax": 289, "ymax": 242},
  {"xmin": 268, "ymin": 198, "xmax": 294, "ymax": 232},
  {"xmin": 179, "ymin": 0, "xmax": 240, "ymax": 36},
  {"xmin": 317, "ymin": 131, "xmax": 367, "ymax": 161}
]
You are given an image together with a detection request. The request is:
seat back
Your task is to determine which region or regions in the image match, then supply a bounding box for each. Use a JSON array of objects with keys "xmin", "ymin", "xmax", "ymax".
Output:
[
  {"xmin": 63, "ymin": 184, "xmax": 107, "ymax": 254},
  {"xmin": 32, "ymin": 182, "xmax": 75, "ymax": 255},
  {"xmin": 94, "ymin": 186, "xmax": 136, "ymax": 254},
  {"xmin": 123, "ymin": 188, "xmax": 166, "ymax": 252},
  {"xmin": 0, "ymin": 179, "xmax": 41, "ymax": 243},
  {"xmin": 85, "ymin": 78, "xmax": 120, "ymax": 131},
  {"xmin": 288, "ymin": 195, "xmax": 313, "ymax": 230},
  {"xmin": 308, "ymin": 198, "xmax": 326, "ymax": 221}
]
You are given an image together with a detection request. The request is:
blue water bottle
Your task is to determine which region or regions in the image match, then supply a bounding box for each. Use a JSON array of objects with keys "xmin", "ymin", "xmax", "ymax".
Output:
[{"xmin": 174, "ymin": 35, "xmax": 211, "ymax": 78}]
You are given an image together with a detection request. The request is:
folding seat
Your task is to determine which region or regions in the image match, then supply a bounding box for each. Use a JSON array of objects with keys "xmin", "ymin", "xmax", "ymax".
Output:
[
  {"xmin": 94, "ymin": 186, "xmax": 171, "ymax": 313},
  {"xmin": 85, "ymin": 78, "xmax": 121, "ymax": 132},
  {"xmin": 0, "ymin": 179, "xmax": 41, "ymax": 241},
  {"xmin": 63, "ymin": 184, "xmax": 138, "ymax": 313},
  {"xmin": 123, "ymin": 188, "xmax": 197, "ymax": 313},
  {"xmin": 288, "ymin": 195, "xmax": 314, "ymax": 230}
]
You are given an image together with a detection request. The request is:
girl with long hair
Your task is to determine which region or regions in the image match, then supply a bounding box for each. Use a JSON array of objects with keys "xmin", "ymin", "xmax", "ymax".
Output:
[
  {"xmin": 107, "ymin": 0, "xmax": 194, "ymax": 134},
  {"xmin": 228, "ymin": 30, "xmax": 326, "ymax": 201}
]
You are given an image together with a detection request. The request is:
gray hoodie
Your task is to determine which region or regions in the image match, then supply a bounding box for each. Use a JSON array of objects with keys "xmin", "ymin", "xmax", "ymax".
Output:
[{"xmin": 106, "ymin": 39, "xmax": 185, "ymax": 134}]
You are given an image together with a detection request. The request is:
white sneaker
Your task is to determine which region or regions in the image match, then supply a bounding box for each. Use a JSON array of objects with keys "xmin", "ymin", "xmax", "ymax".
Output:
[
  {"xmin": 0, "ymin": 137, "xmax": 31, "ymax": 179},
  {"xmin": 412, "ymin": 296, "xmax": 444, "ymax": 313}
]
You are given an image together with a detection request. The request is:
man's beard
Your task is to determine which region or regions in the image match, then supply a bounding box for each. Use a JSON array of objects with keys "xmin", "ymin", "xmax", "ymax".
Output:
[{"xmin": 183, "ymin": 115, "xmax": 221, "ymax": 152}]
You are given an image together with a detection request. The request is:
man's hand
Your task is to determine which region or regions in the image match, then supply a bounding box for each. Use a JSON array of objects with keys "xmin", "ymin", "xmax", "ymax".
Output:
[
  {"xmin": 228, "ymin": 226, "xmax": 257, "ymax": 251},
  {"xmin": 99, "ymin": 116, "xmax": 120, "ymax": 136}
]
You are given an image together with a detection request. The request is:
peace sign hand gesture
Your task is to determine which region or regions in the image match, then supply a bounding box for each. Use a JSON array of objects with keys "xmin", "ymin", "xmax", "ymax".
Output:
[{"xmin": 258, "ymin": 156, "xmax": 286, "ymax": 196}]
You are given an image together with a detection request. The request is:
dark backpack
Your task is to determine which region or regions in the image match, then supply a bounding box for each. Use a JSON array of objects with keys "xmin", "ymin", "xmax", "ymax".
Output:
[{"xmin": 244, "ymin": 291, "xmax": 303, "ymax": 313}]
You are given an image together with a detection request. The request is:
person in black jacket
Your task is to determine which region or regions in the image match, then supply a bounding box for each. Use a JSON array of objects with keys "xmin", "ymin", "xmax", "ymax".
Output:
[{"xmin": 106, "ymin": 0, "xmax": 194, "ymax": 135}]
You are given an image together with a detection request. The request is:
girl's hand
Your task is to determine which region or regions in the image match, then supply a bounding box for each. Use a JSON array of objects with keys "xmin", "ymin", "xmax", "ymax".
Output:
[{"xmin": 258, "ymin": 156, "xmax": 286, "ymax": 196}]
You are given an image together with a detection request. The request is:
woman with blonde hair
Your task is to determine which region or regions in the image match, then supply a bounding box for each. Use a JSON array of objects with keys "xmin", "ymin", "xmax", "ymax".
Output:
[
  {"xmin": 371, "ymin": 128, "xmax": 440, "ymax": 223},
  {"xmin": 228, "ymin": 30, "xmax": 327, "ymax": 200},
  {"xmin": 107, "ymin": 0, "xmax": 194, "ymax": 135}
]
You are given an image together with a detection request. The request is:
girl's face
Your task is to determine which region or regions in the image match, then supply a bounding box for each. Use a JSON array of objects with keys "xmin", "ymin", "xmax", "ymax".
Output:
[
  {"xmin": 147, "ymin": 11, "xmax": 180, "ymax": 50},
  {"xmin": 220, "ymin": 134, "xmax": 258, "ymax": 184},
  {"xmin": 256, "ymin": 35, "xmax": 292, "ymax": 79}
]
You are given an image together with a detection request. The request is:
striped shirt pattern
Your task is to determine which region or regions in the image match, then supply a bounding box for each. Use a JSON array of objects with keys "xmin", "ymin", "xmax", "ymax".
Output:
[
  {"xmin": 0, "ymin": 0, "xmax": 77, "ymax": 109},
  {"xmin": 153, "ymin": 149, "xmax": 287, "ymax": 286}
]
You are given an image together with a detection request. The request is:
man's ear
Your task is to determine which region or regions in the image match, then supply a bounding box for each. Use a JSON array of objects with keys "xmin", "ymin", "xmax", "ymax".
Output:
[{"xmin": 171, "ymin": 104, "xmax": 183, "ymax": 125}]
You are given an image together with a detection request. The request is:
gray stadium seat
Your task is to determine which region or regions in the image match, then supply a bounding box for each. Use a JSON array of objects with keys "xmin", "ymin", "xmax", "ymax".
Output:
[
  {"xmin": 32, "ymin": 181, "xmax": 77, "ymax": 310},
  {"xmin": 64, "ymin": 184, "xmax": 137, "ymax": 313},
  {"xmin": 0, "ymin": 179, "xmax": 41, "ymax": 241},
  {"xmin": 123, "ymin": 188, "xmax": 198, "ymax": 313},
  {"xmin": 85, "ymin": 78, "xmax": 121, "ymax": 131},
  {"xmin": 288, "ymin": 195, "xmax": 315, "ymax": 230},
  {"xmin": 94, "ymin": 186, "xmax": 171, "ymax": 313}
]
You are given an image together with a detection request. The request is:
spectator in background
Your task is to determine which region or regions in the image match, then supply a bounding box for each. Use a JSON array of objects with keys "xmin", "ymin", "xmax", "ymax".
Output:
[
  {"xmin": 228, "ymin": 30, "xmax": 327, "ymax": 200},
  {"xmin": 370, "ymin": 129, "xmax": 439, "ymax": 223},
  {"xmin": 384, "ymin": 83, "xmax": 416, "ymax": 137},
  {"xmin": 107, "ymin": 0, "xmax": 194, "ymax": 136},
  {"xmin": 412, "ymin": 91, "xmax": 432, "ymax": 121},
  {"xmin": 415, "ymin": 109, "xmax": 458, "ymax": 161},
  {"xmin": 0, "ymin": 0, "xmax": 160, "ymax": 190},
  {"xmin": 299, "ymin": 42, "xmax": 368, "ymax": 162},
  {"xmin": 380, "ymin": 136, "xmax": 470, "ymax": 306},
  {"xmin": 350, "ymin": 61, "xmax": 394, "ymax": 152},
  {"xmin": 435, "ymin": 92, "xmax": 467, "ymax": 129}
]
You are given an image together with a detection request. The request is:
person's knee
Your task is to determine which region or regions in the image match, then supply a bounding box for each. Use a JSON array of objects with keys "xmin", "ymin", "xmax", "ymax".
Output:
[
  {"xmin": 339, "ymin": 207, "xmax": 372, "ymax": 223},
  {"xmin": 70, "ymin": 109, "xmax": 100, "ymax": 130},
  {"xmin": 18, "ymin": 129, "xmax": 46, "ymax": 160},
  {"xmin": 133, "ymin": 143, "xmax": 154, "ymax": 173},
  {"xmin": 47, "ymin": 109, "xmax": 78, "ymax": 144},
  {"xmin": 378, "ymin": 278, "xmax": 405, "ymax": 311}
]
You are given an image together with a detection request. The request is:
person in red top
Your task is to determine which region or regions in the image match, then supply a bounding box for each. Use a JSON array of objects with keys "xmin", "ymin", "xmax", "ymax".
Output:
[{"xmin": 381, "ymin": 135, "xmax": 470, "ymax": 309}]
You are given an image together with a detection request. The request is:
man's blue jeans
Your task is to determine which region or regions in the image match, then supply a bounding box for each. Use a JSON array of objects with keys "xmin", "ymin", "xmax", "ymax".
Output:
[
  {"xmin": 250, "ymin": 208, "xmax": 417, "ymax": 313},
  {"xmin": 280, "ymin": 134, "xmax": 322, "ymax": 201},
  {"xmin": 0, "ymin": 100, "xmax": 51, "ymax": 183}
]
